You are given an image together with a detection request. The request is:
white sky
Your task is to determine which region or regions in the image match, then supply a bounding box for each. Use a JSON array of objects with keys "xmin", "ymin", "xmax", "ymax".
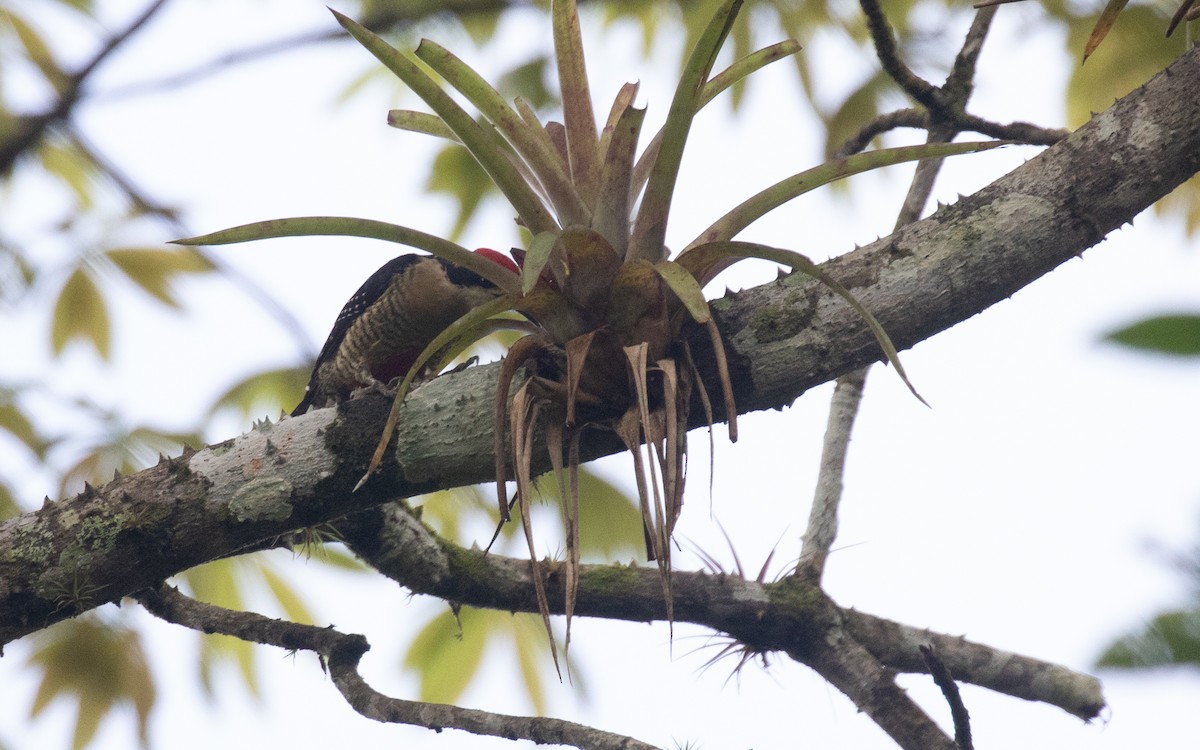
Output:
[{"xmin": 3, "ymin": 1, "xmax": 1199, "ymax": 749}]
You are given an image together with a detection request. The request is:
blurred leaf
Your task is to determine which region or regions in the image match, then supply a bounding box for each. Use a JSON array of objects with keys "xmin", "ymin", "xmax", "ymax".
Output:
[
  {"xmin": 27, "ymin": 618, "xmax": 156, "ymax": 750},
  {"xmin": 405, "ymin": 606, "xmax": 488, "ymax": 705},
  {"xmin": 417, "ymin": 486, "xmax": 500, "ymax": 544},
  {"xmin": 179, "ymin": 558, "xmax": 260, "ymax": 698},
  {"xmin": 258, "ymin": 559, "xmax": 315, "ymax": 625},
  {"xmin": 1104, "ymin": 314, "xmax": 1200, "ymax": 356},
  {"xmin": 405, "ymin": 606, "xmax": 561, "ymax": 713},
  {"xmin": 1, "ymin": 9, "xmax": 70, "ymax": 93},
  {"xmin": 59, "ymin": 426, "xmax": 201, "ymax": 497},
  {"xmin": 1066, "ymin": 6, "xmax": 1186, "ymax": 127},
  {"xmin": 530, "ymin": 468, "xmax": 642, "ymax": 560},
  {"xmin": 427, "ymin": 144, "xmax": 495, "ymax": 241},
  {"xmin": 497, "ymin": 56, "xmax": 554, "ymax": 109},
  {"xmin": 206, "ymin": 366, "xmax": 312, "ymax": 421},
  {"xmin": 0, "ymin": 480, "xmax": 20, "ymax": 520},
  {"xmin": 1097, "ymin": 608, "xmax": 1200, "ymax": 668},
  {"xmin": 458, "ymin": 7, "xmax": 502, "ymax": 44},
  {"xmin": 821, "ymin": 69, "xmax": 889, "ymax": 159},
  {"xmin": 0, "ymin": 400, "xmax": 52, "ymax": 458},
  {"xmin": 105, "ymin": 247, "xmax": 215, "ymax": 309},
  {"xmin": 51, "ymin": 267, "xmax": 110, "ymax": 359},
  {"xmin": 1153, "ymin": 173, "xmax": 1200, "ymax": 236},
  {"xmin": 0, "ymin": 242, "xmax": 36, "ymax": 303},
  {"xmin": 38, "ymin": 138, "xmax": 97, "ymax": 210},
  {"xmin": 513, "ymin": 608, "xmax": 550, "ymax": 712}
]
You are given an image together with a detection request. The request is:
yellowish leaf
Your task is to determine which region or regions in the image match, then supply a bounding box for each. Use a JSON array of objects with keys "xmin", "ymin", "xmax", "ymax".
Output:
[{"xmin": 51, "ymin": 267, "xmax": 109, "ymax": 359}]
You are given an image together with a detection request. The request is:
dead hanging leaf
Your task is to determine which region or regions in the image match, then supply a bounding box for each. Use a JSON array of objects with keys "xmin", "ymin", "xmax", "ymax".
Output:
[
  {"xmin": 493, "ymin": 334, "xmax": 547, "ymax": 523},
  {"xmin": 508, "ymin": 380, "xmax": 561, "ymax": 679}
]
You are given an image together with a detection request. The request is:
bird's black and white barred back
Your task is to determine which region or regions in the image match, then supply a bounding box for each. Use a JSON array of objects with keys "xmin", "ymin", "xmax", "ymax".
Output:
[{"xmin": 291, "ymin": 249, "xmax": 518, "ymax": 416}]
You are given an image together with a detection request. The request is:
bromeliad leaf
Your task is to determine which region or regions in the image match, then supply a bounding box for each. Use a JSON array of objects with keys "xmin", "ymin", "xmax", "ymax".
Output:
[
  {"xmin": 686, "ymin": 140, "xmax": 1008, "ymax": 260},
  {"xmin": 174, "ymin": 216, "xmax": 520, "ymax": 294},
  {"xmin": 332, "ymin": 10, "xmax": 558, "ymax": 234},
  {"xmin": 682, "ymin": 241, "xmax": 926, "ymax": 405}
]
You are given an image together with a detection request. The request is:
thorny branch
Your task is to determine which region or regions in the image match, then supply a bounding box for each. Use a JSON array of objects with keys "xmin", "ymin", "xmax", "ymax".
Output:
[
  {"xmin": 135, "ymin": 583, "xmax": 659, "ymax": 750},
  {"xmin": 798, "ymin": 7, "xmax": 1013, "ymax": 745}
]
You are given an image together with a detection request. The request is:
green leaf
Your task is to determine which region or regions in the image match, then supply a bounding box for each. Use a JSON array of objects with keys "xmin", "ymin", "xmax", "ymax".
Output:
[
  {"xmin": 106, "ymin": 247, "xmax": 215, "ymax": 308},
  {"xmin": 679, "ymin": 241, "xmax": 925, "ymax": 404},
  {"xmin": 0, "ymin": 401, "xmax": 51, "ymax": 458},
  {"xmin": 27, "ymin": 618, "xmax": 156, "ymax": 750},
  {"xmin": 257, "ymin": 560, "xmax": 315, "ymax": 625},
  {"xmin": 821, "ymin": 69, "xmax": 890, "ymax": 160},
  {"xmin": 207, "ymin": 366, "xmax": 312, "ymax": 420},
  {"xmin": 1066, "ymin": 7, "xmax": 1186, "ymax": 127},
  {"xmin": 497, "ymin": 56, "xmax": 554, "ymax": 109},
  {"xmin": 687, "ymin": 140, "xmax": 1006, "ymax": 254},
  {"xmin": 332, "ymin": 10, "xmax": 558, "ymax": 234},
  {"xmin": 1, "ymin": 9, "xmax": 69, "ymax": 93},
  {"xmin": 1104, "ymin": 314, "xmax": 1200, "ymax": 356},
  {"xmin": 38, "ymin": 138, "xmax": 96, "ymax": 210},
  {"xmin": 1097, "ymin": 609, "xmax": 1200, "ymax": 668},
  {"xmin": 415, "ymin": 39, "xmax": 587, "ymax": 225},
  {"xmin": 58, "ymin": 426, "xmax": 200, "ymax": 497},
  {"xmin": 523, "ymin": 230, "xmax": 559, "ymax": 294},
  {"xmin": 537, "ymin": 468, "xmax": 644, "ymax": 559},
  {"xmin": 175, "ymin": 216, "xmax": 520, "ymax": 294},
  {"xmin": 699, "ymin": 39, "xmax": 802, "ymax": 111},
  {"xmin": 427, "ymin": 145, "xmax": 494, "ymax": 242},
  {"xmin": 179, "ymin": 558, "xmax": 260, "ymax": 698},
  {"xmin": 593, "ymin": 86, "xmax": 645, "ymax": 258},
  {"xmin": 405, "ymin": 607, "xmax": 488, "ymax": 704},
  {"xmin": 51, "ymin": 267, "xmax": 110, "ymax": 359},
  {"xmin": 551, "ymin": 0, "xmax": 600, "ymax": 204},
  {"xmin": 0, "ymin": 481, "xmax": 20, "ymax": 520},
  {"xmin": 654, "ymin": 259, "xmax": 711, "ymax": 323},
  {"xmin": 387, "ymin": 110, "xmax": 458, "ymax": 140},
  {"xmin": 629, "ymin": 0, "xmax": 743, "ymax": 262}
]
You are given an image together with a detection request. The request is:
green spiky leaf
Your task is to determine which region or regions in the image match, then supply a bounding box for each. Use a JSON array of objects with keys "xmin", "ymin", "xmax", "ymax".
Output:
[
  {"xmin": 332, "ymin": 10, "xmax": 558, "ymax": 234},
  {"xmin": 688, "ymin": 140, "xmax": 1007, "ymax": 255},
  {"xmin": 680, "ymin": 241, "xmax": 925, "ymax": 404},
  {"xmin": 175, "ymin": 216, "xmax": 520, "ymax": 294}
]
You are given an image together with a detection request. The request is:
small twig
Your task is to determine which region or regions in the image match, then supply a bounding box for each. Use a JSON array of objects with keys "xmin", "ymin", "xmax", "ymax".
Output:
[
  {"xmin": 0, "ymin": 0, "xmax": 170, "ymax": 173},
  {"xmin": 134, "ymin": 583, "xmax": 660, "ymax": 750},
  {"xmin": 858, "ymin": 0, "xmax": 945, "ymax": 113},
  {"xmin": 920, "ymin": 645, "xmax": 974, "ymax": 750},
  {"xmin": 833, "ymin": 108, "xmax": 930, "ymax": 158},
  {"xmin": 943, "ymin": 6, "xmax": 997, "ymax": 105},
  {"xmin": 797, "ymin": 368, "xmax": 868, "ymax": 582}
]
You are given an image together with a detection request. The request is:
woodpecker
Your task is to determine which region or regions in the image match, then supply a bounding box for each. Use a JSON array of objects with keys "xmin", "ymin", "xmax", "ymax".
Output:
[{"xmin": 291, "ymin": 249, "xmax": 519, "ymax": 416}]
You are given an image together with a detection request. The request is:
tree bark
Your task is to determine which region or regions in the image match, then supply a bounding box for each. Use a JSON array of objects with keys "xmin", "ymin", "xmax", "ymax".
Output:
[{"xmin": 1, "ymin": 44, "xmax": 1198, "ymax": 648}]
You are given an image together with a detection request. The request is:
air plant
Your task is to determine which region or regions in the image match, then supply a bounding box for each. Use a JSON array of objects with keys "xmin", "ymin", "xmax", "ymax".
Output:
[{"xmin": 178, "ymin": 0, "xmax": 1001, "ymax": 668}]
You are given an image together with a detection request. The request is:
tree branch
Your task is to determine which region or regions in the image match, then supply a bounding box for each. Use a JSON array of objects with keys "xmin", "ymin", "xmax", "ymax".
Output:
[
  {"xmin": 334, "ymin": 502, "xmax": 1106, "ymax": 722},
  {"xmin": 134, "ymin": 584, "xmax": 658, "ymax": 750},
  {"xmin": 0, "ymin": 0, "xmax": 169, "ymax": 174},
  {"xmin": 2, "ymin": 43, "xmax": 1197, "ymax": 654}
]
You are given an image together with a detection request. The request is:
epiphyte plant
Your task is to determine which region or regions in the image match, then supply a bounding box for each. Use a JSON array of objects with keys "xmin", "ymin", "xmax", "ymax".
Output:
[{"xmin": 178, "ymin": 0, "xmax": 1001, "ymax": 665}]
